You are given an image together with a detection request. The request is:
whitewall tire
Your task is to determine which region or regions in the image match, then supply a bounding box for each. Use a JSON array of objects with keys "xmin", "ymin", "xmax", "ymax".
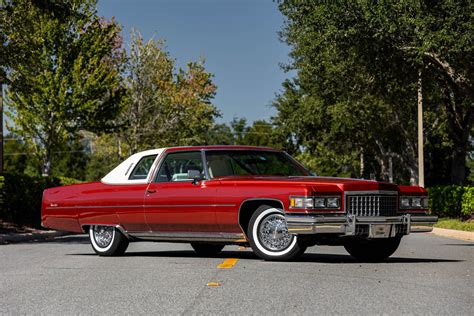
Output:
[
  {"xmin": 89, "ymin": 225, "xmax": 129, "ymax": 256},
  {"xmin": 248, "ymin": 205, "xmax": 306, "ymax": 261}
]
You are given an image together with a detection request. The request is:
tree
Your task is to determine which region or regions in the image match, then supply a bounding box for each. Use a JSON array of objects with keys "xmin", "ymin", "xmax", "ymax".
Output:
[
  {"xmin": 120, "ymin": 31, "xmax": 219, "ymax": 155},
  {"xmin": 276, "ymin": 0, "xmax": 473, "ymax": 184},
  {"xmin": 2, "ymin": 0, "xmax": 124, "ymax": 175}
]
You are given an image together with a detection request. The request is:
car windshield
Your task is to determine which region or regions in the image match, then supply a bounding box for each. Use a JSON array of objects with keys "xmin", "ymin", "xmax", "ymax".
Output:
[{"xmin": 205, "ymin": 150, "xmax": 310, "ymax": 178}]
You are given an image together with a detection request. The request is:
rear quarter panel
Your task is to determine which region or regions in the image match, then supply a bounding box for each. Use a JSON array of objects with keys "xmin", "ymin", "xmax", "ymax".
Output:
[{"xmin": 41, "ymin": 182, "xmax": 148, "ymax": 233}]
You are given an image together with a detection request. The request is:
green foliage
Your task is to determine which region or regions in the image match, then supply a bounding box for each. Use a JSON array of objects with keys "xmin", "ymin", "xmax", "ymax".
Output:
[
  {"xmin": 0, "ymin": 173, "xmax": 81, "ymax": 228},
  {"xmin": 461, "ymin": 187, "xmax": 474, "ymax": 218},
  {"xmin": 427, "ymin": 185, "xmax": 472, "ymax": 218},
  {"xmin": 276, "ymin": 0, "xmax": 474, "ymax": 184},
  {"xmin": 120, "ymin": 31, "xmax": 219, "ymax": 154},
  {"xmin": 2, "ymin": 0, "xmax": 125, "ymax": 175},
  {"xmin": 206, "ymin": 118, "xmax": 281, "ymax": 148},
  {"xmin": 434, "ymin": 218, "xmax": 474, "ymax": 232}
]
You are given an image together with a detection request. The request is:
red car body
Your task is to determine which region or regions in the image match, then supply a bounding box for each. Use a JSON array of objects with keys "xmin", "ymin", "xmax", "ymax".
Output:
[{"xmin": 41, "ymin": 146, "xmax": 437, "ymax": 260}]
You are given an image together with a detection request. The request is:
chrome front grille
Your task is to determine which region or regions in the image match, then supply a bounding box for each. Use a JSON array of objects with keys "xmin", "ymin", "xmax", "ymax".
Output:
[{"xmin": 346, "ymin": 193, "xmax": 398, "ymax": 216}]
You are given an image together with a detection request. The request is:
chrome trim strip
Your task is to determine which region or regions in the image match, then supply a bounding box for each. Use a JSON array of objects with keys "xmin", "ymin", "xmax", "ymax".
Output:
[
  {"xmin": 344, "ymin": 190, "xmax": 398, "ymax": 195},
  {"xmin": 144, "ymin": 204, "xmax": 235, "ymax": 208},
  {"xmin": 128, "ymin": 231, "xmax": 245, "ymax": 242},
  {"xmin": 47, "ymin": 203, "xmax": 235, "ymax": 210},
  {"xmin": 150, "ymin": 149, "xmax": 207, "ymax": 183},
  {"xmin": 48, "ymin": 205, "xmax": 141, "ymax": 210},
  {"xmin": 201, "ymin": 149, "xmax": 210, "ymax": 180}
]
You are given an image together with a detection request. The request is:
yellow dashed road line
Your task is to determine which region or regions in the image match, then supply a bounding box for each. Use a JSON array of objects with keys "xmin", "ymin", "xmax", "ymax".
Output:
[
  {"xmin": 206, "ymin": 282, "xmax": 221, "ymax": 286},
  {"xmin": 217, "ymin": 258, "xmax": 239, "ymax": 269}
]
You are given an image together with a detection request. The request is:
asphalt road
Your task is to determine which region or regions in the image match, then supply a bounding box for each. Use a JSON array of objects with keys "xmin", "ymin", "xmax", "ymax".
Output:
[{"xmin": 1, "ymin": 233, "xmax": 472, "ymax": 315}]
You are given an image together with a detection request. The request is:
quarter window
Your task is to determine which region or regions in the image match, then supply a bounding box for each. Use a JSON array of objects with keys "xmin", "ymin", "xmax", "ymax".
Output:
[
  {"xmin": 155, "ymin": 151, "xmax": 204, "ymax": 182},
  {"xmin": 129, "ymin": 155, "xmax": 157, "ymax": 180}
]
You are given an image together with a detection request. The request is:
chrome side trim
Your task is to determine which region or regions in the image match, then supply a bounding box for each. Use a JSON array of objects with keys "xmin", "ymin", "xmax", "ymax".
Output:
[
  {"xmin": 49, "ymin": 205, "xmax": 141, "ymax": 210},
  {"xmin": 47, "ymin": 203, "xmax": 235, "ymax": 210},
  {"xmin": 128, "ymin": 231, "xmax": 245, "ymax": 243},
  {"xmin": 144, "ymin": 204, "xmax": 235, "ymax": 208}
]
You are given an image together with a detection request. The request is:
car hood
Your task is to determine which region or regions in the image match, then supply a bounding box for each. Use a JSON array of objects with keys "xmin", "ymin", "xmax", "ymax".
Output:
[{"xmin": 215, "ymin": 175, "xmax": 399, "ymax": 192}]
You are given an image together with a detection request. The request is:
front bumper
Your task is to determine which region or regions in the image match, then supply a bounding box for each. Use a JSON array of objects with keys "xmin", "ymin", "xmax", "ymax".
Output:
[{"xmin": 286, "ymin": 214, "xmax": 438, "ymax": 238}]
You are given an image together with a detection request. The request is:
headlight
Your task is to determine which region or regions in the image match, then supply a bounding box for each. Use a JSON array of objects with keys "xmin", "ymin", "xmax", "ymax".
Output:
[
  {"xmin": 290, "ymin": 196, "xmax": 341, "ymax": 209},
  {"xmin": 326, "ymin": 197, "xmax": 340, "ymax": 208},
  {"xmin": 411, "ymin": 197, "xmax": 422, "ymax": 207},
  {"xmin": 290, "ymin": 197, "xmax": 314, "ymax": 208},
  {"xmin": 314, "ymin": 197, "xmax": 325, "ymax": 208},
  {"xmin": 400, "ymin": 196, "xmax": 428, "ymax": 209},
  {"xmin": 400, "ymin": 197, "xmax": 411, "ymax": 208}
]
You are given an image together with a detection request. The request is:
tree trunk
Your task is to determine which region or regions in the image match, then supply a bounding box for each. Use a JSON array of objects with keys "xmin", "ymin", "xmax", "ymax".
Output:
[
  {"xmin": 417, "ymin": 69, "xmax": 425, "ymax": 187},
  {"xmin": 42, "ymin": 150, "xmax": 52, "ymax": 176},
  {"xmin": 451, "ymin": 142, "xmax": 468, "ymax": 185}
]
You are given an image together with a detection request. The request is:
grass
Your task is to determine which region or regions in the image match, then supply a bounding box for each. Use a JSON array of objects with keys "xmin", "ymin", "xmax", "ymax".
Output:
[{"xmin": 434, "ymin": 218, "xmax": 474, "ymax": 232}]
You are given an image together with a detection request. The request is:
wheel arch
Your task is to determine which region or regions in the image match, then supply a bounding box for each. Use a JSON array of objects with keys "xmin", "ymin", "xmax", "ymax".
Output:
[
  {"xmin": 81, "ymin": 224, "xmax": 130, "ymax": 239},
  {"xmin": 238, "ymin": 198, "xmax": 285, "ymax": 239}
]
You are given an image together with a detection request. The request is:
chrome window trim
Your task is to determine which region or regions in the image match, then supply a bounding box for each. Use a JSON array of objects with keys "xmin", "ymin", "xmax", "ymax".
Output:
[
  {"xmin": 128, "ymin": 154, "xmax": 159, "ymax": 181},
  {"xmin": 150, "ymin": 149, "xmax": 208, "ymax": 184},
  {"xmin": 202, "ymin": 149, "xmax": 311, "ymax": 179}
]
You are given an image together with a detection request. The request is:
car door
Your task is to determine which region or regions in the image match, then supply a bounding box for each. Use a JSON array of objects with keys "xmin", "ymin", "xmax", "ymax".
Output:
[{"xmin": 144, "ymin": 151, "xmax": 218, "ymax": 233}]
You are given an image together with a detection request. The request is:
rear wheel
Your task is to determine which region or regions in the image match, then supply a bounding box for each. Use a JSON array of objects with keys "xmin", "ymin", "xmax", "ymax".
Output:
[
  {"xmin": 248, "ymin": 205, "xmax": 305, "ymax": 261},
  {"xmin": 191, "ymin": 243, "xmax": 224, "ymax": 256},
  {"xmin": 344, "ymin": 237, "xmax": 401, "ymax": 262},
  {"xmin": 89, "ymin": 225, "xmax": 129, "ymax": 256}
]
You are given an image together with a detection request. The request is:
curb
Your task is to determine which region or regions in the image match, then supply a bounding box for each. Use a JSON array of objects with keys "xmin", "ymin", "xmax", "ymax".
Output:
[
  {"xmin": 429, "ymin": 227, "xmax": 474, "ymax": 242},
  {"xmin": 0, "ymin": 230, "xmax": 71, "ymax": 245}
]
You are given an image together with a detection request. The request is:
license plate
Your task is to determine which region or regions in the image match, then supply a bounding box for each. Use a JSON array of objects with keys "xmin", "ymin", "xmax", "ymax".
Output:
[{"xmin": 370, "ymin": 224, "xmax": 392, "ymax": 238}]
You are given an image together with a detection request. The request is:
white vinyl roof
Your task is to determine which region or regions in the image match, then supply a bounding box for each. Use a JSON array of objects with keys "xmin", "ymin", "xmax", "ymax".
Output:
[{"xmin": 101, "ymin": 148, "xmax": 166, "ymax": 185}]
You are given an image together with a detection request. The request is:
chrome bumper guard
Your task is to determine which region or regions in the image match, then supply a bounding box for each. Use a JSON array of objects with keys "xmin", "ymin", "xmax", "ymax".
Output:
[{"xmin": 286, "ymin": 214, "xmax": 438, "ymax": 238}]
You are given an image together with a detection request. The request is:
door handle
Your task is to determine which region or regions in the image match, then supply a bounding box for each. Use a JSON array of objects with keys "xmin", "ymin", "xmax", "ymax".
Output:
[{"xmin": 147, "ymin": 189, "xmax": 157, "ymax": 194}]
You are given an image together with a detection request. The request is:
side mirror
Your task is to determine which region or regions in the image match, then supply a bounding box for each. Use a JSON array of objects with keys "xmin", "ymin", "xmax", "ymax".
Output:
[{"xmin": 187, "ymin": 170, "xmax": 202, "ymax": 184}]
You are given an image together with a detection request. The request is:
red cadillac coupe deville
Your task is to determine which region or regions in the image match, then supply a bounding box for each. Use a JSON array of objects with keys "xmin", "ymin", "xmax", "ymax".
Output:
[{"xmin": 41, "ymin": 146, "xmax": 437, "ymax": 261}]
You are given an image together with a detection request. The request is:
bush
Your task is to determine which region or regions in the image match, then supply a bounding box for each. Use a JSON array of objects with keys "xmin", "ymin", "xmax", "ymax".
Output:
[
  {"xmin": 0, "ymin": 173, "xmax": 81, "ymax": 229},
  {"xmin": 427, "ymin": 185, "xmax": 473, "ymax": 219},
  {"xmin": 461, "ymin": 187, "xmax": 474, "ymax": 218}
]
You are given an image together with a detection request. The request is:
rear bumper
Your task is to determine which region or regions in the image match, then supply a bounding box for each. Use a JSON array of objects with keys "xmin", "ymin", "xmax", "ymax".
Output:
[{"xmin": 286, "ymin": 214, "xmax": 438, "ymax": 238}]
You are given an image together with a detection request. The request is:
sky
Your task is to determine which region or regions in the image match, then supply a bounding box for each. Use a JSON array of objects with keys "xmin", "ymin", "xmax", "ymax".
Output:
[{"xmin": 97, "ymin": 0, "xmax": 293, "ymax": 124}]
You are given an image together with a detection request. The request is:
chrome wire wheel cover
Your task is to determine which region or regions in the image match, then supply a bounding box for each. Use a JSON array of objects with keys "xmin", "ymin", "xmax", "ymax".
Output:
[
  {"xmin": 258, "ymin": 213, "xmax": 293, "ymax": 251},
  {"xmin": 92, "ymin": 225, "xmax": 114, "ymax": 248}
]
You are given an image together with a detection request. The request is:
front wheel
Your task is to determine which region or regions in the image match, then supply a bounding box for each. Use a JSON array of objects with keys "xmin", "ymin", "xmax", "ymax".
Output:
[
  {"xmin": 89, "ymin": 225, "xmax": 129, "ymax": 256},
  {"xmin": 248, "ymin": 205, "xmax": 306, "ymax": 261},
  {"xmin": 344, "ymin": 237, "xmax": 401, "ymax": 262}
]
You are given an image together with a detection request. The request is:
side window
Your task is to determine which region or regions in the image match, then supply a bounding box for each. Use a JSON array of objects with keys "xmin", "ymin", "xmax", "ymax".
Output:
[
  {"xmin": 129, "ymin": 155, "xmax": 157, "ymax": 180},
  {"xmin": 155, "ymin": 151, "xmax": 204, "ymax": 182}
]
